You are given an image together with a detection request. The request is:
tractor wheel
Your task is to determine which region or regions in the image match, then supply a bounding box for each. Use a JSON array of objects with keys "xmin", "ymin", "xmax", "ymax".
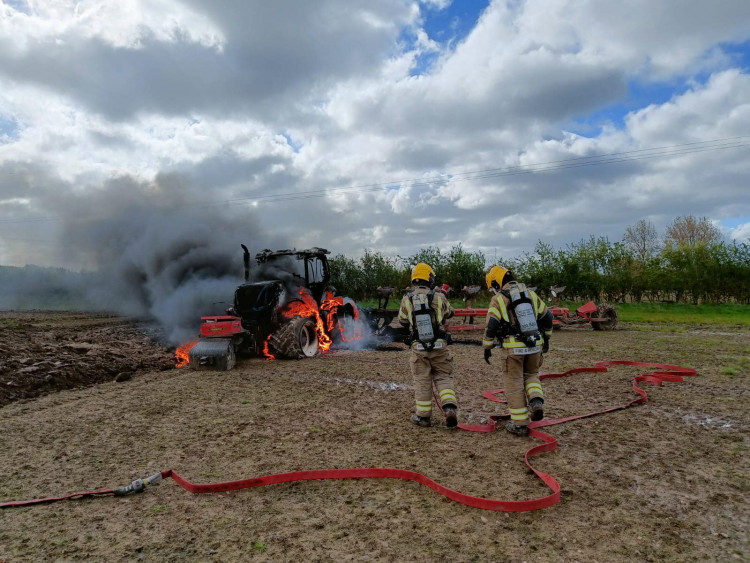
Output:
[
  {"xmin": 269, "ymin": 316, "xmax": 319, "ymax": 359},
  {"xmin": 592, "ymin": 303, "xmax": 618, "ymax": 331}
]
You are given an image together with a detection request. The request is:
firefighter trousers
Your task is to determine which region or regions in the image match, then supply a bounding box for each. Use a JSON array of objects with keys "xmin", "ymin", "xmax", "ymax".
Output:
[
  {"xmin": 409, "ymin": 347, "xmax": 457, "ymax": 418},
  {"xmin": 502, "ymin": 350, "xmax": 544, "ymax": 426}
]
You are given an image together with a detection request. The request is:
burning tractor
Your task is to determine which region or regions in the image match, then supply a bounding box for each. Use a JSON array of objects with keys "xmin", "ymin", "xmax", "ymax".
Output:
[{"xmin": 187, "ymin": 247, "xmax": 364, "ymax": 369}]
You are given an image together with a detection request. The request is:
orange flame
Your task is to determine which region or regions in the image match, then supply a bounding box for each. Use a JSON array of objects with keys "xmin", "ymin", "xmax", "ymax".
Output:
[
  {"xmin": 320, "ymin": 291, "xmax": 344, "ymax": 334},
  {"xmin": 282, "ymin": 289, "xmax": 333, "ymax": 352},
  {"xmin": 175, "ymin": 340, "xmax": 198, "ymax": 367},
  {"xmin": 320, "ymin": 291, "xmax": 362, "ymax": 343},
  {"xmin": 262, "ymin": 334, "xmax": 276, "ymax": 360}
]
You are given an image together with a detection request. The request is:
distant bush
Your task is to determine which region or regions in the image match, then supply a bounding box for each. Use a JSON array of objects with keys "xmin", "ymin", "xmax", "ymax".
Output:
[
  {"xmin": 330, "ymin": 239, "xmax": 750, "ymax": 305},
  {"xmin": 329, "ymin": 244, "xmax": 486, "ymax": 300}
]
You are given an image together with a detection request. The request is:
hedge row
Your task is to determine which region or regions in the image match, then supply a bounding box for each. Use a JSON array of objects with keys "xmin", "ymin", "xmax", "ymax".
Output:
[{"xmin": 329, "ymin": 239, "xmax": 750, "ymax": 304}]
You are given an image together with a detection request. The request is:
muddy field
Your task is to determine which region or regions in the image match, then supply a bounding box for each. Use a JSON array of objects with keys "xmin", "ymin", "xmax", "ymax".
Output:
[
  {"xmin": 0, "ymin": 311, "xmax": 748, "ymax": 562},
  {"xmin": 0, "ymin": 312, "xmax": 174, "ymax": 407}
]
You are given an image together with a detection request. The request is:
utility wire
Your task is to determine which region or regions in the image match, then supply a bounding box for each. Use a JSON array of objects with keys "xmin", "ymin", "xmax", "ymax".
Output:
[
  {"xmin": 187, "ymin": 135, "xmax": 750, "ymax": 206},
  {"xmin": 0, "ymin": 135, "xmax": 748, "ymax": 225}
]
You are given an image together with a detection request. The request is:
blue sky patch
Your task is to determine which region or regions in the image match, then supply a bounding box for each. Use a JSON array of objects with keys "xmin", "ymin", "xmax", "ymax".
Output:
[
  {"xmin": 2, "ymin": 0, "xmax": 30, "ymax": 14},
  {"xmin": 721, "ymin": 216, "xmax": 750, "ymax": 229},
  {"xmin": 0, "ymin": 116, "xmax": 19, "ymax": 142},
  {"xmin": 721, "ymin": 39, "xmax": 750, "ymax": 69},
  {"xmin": 567, "ymin": 40, "xmax": 750, "ymax": 137},
  {"xmin": 421, "ymin": 0, "xmax": 489, "ymax": 46},
  {"xmin": 281, "ymin": 132, "xmax": 302, "ymax": 153},
  {"xmin": 566, "ymin": 79, "xmax": 690, "ymax": 136},
  {"xmin": 408, "ymin": 0, "xmax": 490, "ymax": 76},
  {"xmin": 410, "ymin": 51, "xmax": 441, "ymax": 76}
]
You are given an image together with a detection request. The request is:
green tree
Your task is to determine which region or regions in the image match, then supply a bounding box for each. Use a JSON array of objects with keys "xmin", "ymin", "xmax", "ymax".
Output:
[
  {"xmin": 442, "ymin": 244, "xmax": 486, "ymax": 289},
  {"xmin": 408, "ymin": 247, "xmax": 446, "ymax": 274},
  {"xmin": 359, "ymin": 249, "xmax": 405, "ymax": 296},
  {"xmin": 329, "ymin": 254, "xmax": 364, "ymax": 297}
]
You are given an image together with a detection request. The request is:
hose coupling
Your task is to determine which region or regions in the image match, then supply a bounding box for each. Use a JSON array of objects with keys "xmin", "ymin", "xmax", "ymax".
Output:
[{"xmin": 113, "ymin": 472, "xmax": 163, "ymax": 496}]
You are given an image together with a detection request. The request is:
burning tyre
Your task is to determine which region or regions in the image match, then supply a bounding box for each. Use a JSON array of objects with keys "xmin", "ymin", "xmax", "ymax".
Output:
[
  {"xmin": 269, "ymin": 316, "xmax": 319, "ymax": 359},
  {"xmin": 326, "ymin": 299, "xmax": 362, "ymax": 346}
]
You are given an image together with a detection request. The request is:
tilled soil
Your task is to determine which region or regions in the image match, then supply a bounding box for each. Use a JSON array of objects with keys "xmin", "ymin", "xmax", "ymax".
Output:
[
  {"xmin": 0, "ymin": 312, "xmax": 174, "ymax": 406},
  {"xmin": 0, "ymin": 311, "xmax": 748, "ymax": 562}
]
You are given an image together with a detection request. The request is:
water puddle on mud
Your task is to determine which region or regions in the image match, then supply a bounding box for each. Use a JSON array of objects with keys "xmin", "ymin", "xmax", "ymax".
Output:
[
  {"xmin": 328, "ymin": 376, "xmax": 411, "ymax": 392},
  {"xmin": 651, "ymin": 406, "xmax": 736, "ymax": 429}
]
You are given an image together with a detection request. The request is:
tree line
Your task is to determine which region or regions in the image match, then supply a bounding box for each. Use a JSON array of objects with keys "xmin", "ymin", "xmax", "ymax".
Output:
[
  {"xmin": 329, "ymin": 216, "xmax": 750, "ymax": 305},
  {"xmin": 329, "ymin": 245, "xmax": 487, "ymax": 302}
]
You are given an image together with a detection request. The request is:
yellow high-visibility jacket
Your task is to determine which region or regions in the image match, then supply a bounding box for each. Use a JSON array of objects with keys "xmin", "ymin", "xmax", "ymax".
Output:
[
  {"xmin": 482, "ymin": 283, "xmax": 549, "ymax": 350},
  {"xmin": 398, "ymin": 286, "xmax": 454, "ymax": 350}
]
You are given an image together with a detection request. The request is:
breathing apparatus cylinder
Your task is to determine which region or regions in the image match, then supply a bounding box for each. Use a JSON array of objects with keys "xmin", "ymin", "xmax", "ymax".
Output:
[
  {"xmin": 412, "ymin": 293, "xmax": 436, "ymax": 343},
  {"xmin": 508, "ymin": 283, "xmax": 538, "ymax": 337}
]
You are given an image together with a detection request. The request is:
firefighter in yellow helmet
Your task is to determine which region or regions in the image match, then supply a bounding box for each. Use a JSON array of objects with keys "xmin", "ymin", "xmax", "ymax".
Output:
[
  {"xmin": 398, "ymin": 263, "xmax": 458, "ymax": 428},
  {"xmin": 483, "ymin": 266, "xmax": 554, "ymax": 436}
]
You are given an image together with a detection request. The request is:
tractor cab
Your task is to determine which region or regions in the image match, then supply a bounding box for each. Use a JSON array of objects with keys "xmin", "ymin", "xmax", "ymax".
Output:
[{"xmin": 253, "ymin": 247, "xmax": 331, "ymax": 304}]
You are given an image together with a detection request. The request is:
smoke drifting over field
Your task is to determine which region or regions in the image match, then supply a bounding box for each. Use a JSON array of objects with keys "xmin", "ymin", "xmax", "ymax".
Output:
[
  {"xmin": 74, "ymin": 191, "xmax": 294, "ymax": 342},
  {"xmin": 1, "ymin": 174, "xmax": 288, "ymax": 344},
  {"xmin": 1, "ymin": 172, "xmax": 382, "ymax": 350},
  {"xmin": 64, "ymin": 208, "xmax": 257, "ymax": 343}
]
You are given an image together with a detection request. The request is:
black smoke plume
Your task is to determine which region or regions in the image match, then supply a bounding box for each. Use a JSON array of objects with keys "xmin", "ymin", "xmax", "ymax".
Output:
[{"xmin": 8, "ymin": 173, "xmax": 289, "ymax": 343}]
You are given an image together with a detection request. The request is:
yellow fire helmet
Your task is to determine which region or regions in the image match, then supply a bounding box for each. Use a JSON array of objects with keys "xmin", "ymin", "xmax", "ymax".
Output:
[
  {"xmin": 411, "ymin": 263, "xmax": 436, "ymax": 287},
  {"xmin": 485, "ymin": 265, "xmax": 508, "ymax": 290}
]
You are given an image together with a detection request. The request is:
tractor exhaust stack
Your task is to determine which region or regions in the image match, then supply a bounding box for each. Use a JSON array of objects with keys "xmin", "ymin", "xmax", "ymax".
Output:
[{"xmin": 241, "ymin": 244, "xmax": 250, "ymax": 282}]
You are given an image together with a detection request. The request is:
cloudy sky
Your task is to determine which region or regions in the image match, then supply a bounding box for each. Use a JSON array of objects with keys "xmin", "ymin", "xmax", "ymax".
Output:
[{"xmin": 1, "ymin": 0, "xmax": 749, "ymax": 270}]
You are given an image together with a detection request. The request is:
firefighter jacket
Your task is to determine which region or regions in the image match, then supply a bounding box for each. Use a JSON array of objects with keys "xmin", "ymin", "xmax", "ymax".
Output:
[
  {"xmin": 398, "ymin": 286, "xmax": 454, "ymax": 351},
  {"xmin": 482, "ymin": 283, "xmax": 550, "ymax": 350}
]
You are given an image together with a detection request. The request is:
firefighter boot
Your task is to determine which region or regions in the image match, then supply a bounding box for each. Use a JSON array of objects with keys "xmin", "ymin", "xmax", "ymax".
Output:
[
  {"xmin": 505, "ymin": 422, "xmax": 529, "ymax": 436},
  {"xmin": 443, "ymin": 405, "xmax": 458, "ymax": 428},
  {"xmin": 529, "ymin": 398, "xmax": 544, "ymax": 421},
  {"xmin": 411, "ymin": 414, "xmax": 431, "ymax": 427}
]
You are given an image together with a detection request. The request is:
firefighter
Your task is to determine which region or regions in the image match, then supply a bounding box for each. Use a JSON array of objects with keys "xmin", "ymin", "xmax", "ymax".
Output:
[
  {"xmin": 398, "ymin": 263, "xmax": 458, "ymax": 428},
  {"xmin": 482, "ymin": 266, "xmax": 554, "ymax": 436}
]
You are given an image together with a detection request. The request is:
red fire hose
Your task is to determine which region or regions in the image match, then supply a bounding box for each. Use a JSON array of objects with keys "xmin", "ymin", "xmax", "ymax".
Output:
[{"xmin": 0, "ymin": 361, "xmax": 696, "ymax": 512}]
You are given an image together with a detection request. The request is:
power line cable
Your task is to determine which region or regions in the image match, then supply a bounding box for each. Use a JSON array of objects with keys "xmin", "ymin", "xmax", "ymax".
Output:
[
  {"xmin": 0, "ymin": 135, "xmax": 748, "ymax": 224},
  {"xmin": 196, "ymin": 139, "xmax": 750, "ymax": 204},
  {"xmin": 188, "ymin": 135, "xmax": 750, "ymax": 206}
]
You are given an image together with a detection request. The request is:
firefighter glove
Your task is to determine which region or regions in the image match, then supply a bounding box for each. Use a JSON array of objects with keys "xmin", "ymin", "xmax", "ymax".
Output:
[
  {"xmin": 484, "ymin": 349, "xmax": 492, "ymax": 364},
  {"xmin": 398, "ymin": 324, "xmax": 412, "ymax": 345},
  {"xmin": 542, "ymin": 335, "xmax": 550, "ymax": 354}
]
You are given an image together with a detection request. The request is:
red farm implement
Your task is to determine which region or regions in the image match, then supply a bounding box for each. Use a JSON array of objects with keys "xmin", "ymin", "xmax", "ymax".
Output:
[
  {"xmin": 446, "ymin": 301, "xmax": 618, "ymax": 332},
  {"xmin": 548, "ymin": 301, "xmax": 618, "ymax": 330},
  {"xmin": 446, "ymin": 309, "xmax": 489, "ymax": 332}
]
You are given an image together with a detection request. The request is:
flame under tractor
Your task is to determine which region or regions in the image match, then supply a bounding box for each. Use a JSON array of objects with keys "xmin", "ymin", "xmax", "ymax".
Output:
[{"xmin": 188, "ymin": 247, "xmax": 399, "ymax": 370}]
